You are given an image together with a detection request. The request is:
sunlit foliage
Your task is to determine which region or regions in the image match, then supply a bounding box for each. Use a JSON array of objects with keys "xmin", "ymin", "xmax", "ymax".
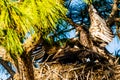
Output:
[{"xmin": 0, "ymin": 0, "xmax": 67, "ymax": 57}]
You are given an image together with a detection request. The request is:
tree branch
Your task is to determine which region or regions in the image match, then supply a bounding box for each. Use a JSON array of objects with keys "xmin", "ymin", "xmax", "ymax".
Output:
[
  {"xmin": 107, "ymin": 0, "xmax": 119, "ymax": 26},
  {"xmin": 115, "ymin": 18, "xmax": 120, "ymax": 22},
  {"xmin": 0, "ymin": 59, "xmax": 15, "ymax": 78}
]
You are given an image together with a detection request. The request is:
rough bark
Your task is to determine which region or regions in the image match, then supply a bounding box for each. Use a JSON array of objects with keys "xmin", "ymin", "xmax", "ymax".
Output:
[
  {"xmin": 13, "ymin": 53, "xmax": 34, "ymax": 80},
  {"xmin": 19, "ymin": 53, "xmax": 34, "ymax": 80}
]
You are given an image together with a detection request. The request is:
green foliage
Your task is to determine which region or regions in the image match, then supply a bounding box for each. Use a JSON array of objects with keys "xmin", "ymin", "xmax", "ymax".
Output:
[
  {"xmin": 83, "ymin": 0, "xmax": 93, "ymax": 4},
  {"xmin": 0, "ymin": 0, "xmax": 32, "ymax": 56},
  {"xmin": 0, "ymin": 0, "xmax": 67, "ymax": 58},
  {"xmin": 21, "ymin": 0, "xmax": 67, "ymax": 37},
  {"xmin": 6, "ymin": 29, "xmax": 23, "ymax": 55}
]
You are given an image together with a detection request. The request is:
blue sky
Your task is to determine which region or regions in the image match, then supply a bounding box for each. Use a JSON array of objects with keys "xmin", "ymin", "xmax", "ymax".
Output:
[{"xmin": 106, "ymin": 25, "xmax": 120, "ymax": 56}]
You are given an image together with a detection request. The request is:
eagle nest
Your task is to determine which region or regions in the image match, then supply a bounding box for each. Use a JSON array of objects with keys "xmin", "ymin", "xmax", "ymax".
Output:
[{"xmin": 33, "ymin": 47, "xmax": 120, "ymax": 80}]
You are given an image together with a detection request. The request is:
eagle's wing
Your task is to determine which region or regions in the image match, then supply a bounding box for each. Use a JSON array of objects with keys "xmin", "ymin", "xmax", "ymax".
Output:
[{"xmin": 89, "ymin": 5, "xmax": 113, "ymax": 43}]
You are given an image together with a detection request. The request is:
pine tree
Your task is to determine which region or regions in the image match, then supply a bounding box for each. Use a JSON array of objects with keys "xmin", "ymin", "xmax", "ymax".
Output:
[{"xmin": 0, "ymin": 0, "xmax": 67, "ymax": 79}]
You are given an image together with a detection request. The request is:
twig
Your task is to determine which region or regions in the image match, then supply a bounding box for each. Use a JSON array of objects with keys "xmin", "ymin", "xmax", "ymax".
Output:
[
  {"xmin": 52, "ymin": 70, "xmax": 65, "ymax": 79},
  {"xmin": 114, "ymin": 57, "xmax": 119, "ymax": 64},
  {"xmin": 74, "ymin": 71, "xmax": 78, "ymax": 80},
  {"xmin": 43, "ymin": 54, "xmax": 53, "ymax": 62},
  {"xmin": 115, "ymin": 18, "xmax": 120, "ymax": 22},
  {"xmin": 45, "ymin": 63, "xmax": 66, "ymax": 79},
  {"xmin": 69, "ymin": 66, "xmax": 85, "ymax": 72},
  {"xmin": 52, "ymin": 48, "xmax": 63, "ymax": 60},
  {"xmin": 87, "ymin": 71, "xmax": 90, "ymax": 80}
]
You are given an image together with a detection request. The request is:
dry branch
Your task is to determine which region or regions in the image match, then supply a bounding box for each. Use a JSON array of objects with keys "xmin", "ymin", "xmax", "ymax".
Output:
[{"xmin": 107, "ymin": 0, "xmax": 119, "ymax": 26}]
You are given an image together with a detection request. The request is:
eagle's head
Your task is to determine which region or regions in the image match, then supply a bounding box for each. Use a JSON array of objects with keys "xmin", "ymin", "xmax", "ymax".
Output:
[{"xmin": 88, "ymin": 5, "xmax": 97, "ymax": 14}]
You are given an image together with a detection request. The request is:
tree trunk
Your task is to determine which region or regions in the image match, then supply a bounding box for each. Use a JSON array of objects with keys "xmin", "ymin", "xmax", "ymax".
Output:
[{"xmin": 16, "ymin": 53, "xmax": 34, "ymax": 80}]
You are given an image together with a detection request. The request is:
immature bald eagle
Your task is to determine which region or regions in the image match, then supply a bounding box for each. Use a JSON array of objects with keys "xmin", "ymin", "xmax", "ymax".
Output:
[{"xmin": 88, "ymin": 5, "xmax": 113, "ymax": 43}]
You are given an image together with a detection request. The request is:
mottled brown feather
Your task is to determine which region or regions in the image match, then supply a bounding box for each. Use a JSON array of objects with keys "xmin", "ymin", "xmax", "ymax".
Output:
[{"xmin": 88, "ymin": 5, "xmax": 113, "ymax": 43}]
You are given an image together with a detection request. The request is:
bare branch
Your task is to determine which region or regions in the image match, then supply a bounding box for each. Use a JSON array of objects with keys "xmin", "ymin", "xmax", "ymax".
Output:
[
  {"xmin": 107, "ymin": 0, "xmax": 119, "ymax": 26},
  {"xmin": 110, "ymin": 0, "xmax": 118, "ymax": 17},
  {"xmin": 115, "ymin": 18, "xmax": 120, "ymax": 22},
  {"xmin": 118, "ymin": 8, "xmax": 120, "ymax": 10},
  {"xmin": 0, "ymin": 59, "xmax": 15, "ymax": 78}
]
